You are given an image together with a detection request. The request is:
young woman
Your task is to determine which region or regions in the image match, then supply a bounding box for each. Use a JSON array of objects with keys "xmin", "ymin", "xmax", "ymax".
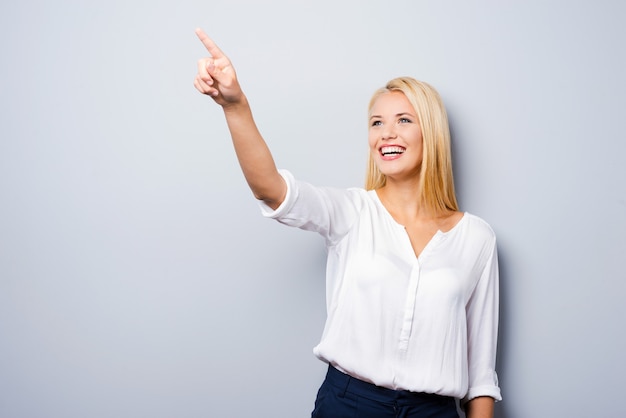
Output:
[{"xmin": 194, "ymin": 28, "xmax": 501, "ymax": 418}]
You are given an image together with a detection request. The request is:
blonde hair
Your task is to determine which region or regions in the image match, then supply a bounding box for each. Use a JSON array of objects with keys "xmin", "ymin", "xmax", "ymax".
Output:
[{"xmin": 365, "ymin": 77, "xmax": 458, "ymax": 214}]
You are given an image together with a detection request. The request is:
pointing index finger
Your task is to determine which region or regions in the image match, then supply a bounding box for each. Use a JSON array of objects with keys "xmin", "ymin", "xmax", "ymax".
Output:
[{"xmin": 195, "ymin": 28, "xmax": 225, "ymax": 59}]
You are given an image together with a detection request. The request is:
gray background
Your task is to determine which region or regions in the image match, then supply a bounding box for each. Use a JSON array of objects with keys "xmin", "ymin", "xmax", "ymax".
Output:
[{"xmin": 1, "ymin": 1, "xmax": 624, "ymax": 417}]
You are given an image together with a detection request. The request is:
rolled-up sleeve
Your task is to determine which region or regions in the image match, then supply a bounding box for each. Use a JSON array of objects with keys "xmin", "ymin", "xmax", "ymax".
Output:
[
  {"xmin": 258, "ymin": 169, "xmax": 361, "ymax": 245},
  {"xmin": 463, "ymin": 238, "xmax": 502, "ymax": 403}
]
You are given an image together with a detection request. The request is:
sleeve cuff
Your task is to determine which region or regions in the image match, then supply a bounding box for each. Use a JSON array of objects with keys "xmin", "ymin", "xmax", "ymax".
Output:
[
  {"xmin": 462, "ymin": 385, "xmax": 502, "ymax": 405},
  {"xmin": 258, "ymin": 169, "xmax": 296, "ymax": 219}
]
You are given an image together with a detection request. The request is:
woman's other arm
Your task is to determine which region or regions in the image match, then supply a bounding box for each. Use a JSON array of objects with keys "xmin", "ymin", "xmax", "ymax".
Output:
[
  {"xmin": 465, "ymin": 396, "xmax": 494, "ymax": 418},
  {"xmin": 194, "ymin": 28, "xmax": 286, "ymax": 209}
]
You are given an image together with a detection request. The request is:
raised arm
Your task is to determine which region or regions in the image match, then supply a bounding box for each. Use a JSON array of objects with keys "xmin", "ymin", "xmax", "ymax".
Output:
[{"xmin": 194, "ymin": 28, "xmax": 286, "ymax": 209}]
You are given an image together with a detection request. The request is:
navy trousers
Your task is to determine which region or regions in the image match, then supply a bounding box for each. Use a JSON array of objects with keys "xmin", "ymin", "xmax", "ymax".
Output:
[{"xmin": 311, "ymin": 365, "xmax": 459, "ymax": 418}]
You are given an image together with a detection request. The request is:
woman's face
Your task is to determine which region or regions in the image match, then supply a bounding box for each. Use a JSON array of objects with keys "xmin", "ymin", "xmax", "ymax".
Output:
[{"xmin": 368, "ymin": 91, "xmax": 423, "ymax": 182}]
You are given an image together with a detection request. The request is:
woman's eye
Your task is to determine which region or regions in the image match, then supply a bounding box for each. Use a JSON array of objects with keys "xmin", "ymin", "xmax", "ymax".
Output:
[
  {"xmin": 371, "ymin": 120, "xmax": 382, "ymax": 127},
  {"xmin": 399, "ymin": 118, "xmax": 412, "ymax": 124}
]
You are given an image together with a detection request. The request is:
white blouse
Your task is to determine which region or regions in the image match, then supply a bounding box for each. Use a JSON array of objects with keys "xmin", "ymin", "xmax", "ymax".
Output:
[{"xmin": 260, "ymin": 170, "xmax": 501, "ymax": 402}]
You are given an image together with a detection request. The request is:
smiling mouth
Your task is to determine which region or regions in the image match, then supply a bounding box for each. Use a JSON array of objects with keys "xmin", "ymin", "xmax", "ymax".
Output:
[{"xmin": 380, "ymin": 146, "xmax": 406, "ymax": 156}]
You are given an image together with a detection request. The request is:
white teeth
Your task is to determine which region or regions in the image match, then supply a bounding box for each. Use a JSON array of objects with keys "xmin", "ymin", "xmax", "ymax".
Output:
[{"xmin": 381, "ymin": 146, "xmax": 405, "ymax": 156}]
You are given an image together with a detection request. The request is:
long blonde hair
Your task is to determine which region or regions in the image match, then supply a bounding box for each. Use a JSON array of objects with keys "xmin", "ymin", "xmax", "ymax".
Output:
[{"xmin": 365, "ymin": 77, "xmax": 458, "ymax": 215}]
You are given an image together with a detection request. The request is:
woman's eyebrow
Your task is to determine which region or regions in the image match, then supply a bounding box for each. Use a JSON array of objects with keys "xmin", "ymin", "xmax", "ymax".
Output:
[{"xmin": 369, "ymin": 112, "xmax": 415, "ymax": 120}]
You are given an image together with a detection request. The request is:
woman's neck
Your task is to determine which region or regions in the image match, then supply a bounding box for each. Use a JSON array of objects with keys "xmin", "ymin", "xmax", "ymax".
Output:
[
  {"xmin": 377, "ymin": 177, "xmax": 454, "ymax": 222},
  {"xmin": 376, "ymin": 180, "xmax": 425, "ymax": 221}
]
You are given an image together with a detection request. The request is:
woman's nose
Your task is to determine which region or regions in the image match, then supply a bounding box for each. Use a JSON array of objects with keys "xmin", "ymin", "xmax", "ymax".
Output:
[{"xmin": 382, "ymin": 125, "xmax": 397, "ymax": 140}]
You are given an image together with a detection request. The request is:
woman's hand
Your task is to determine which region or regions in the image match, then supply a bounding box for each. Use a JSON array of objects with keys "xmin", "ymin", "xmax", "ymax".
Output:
[
  {"xmin": 192, "ymin": 28, "xmax": 286, "ymax": 207},
  {"xmin": 194, "ymin": 28, "xmax": 244, "ymax": 107}
]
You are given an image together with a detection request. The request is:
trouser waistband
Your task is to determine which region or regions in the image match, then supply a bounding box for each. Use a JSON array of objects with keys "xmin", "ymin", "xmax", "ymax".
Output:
[{"xmin": 325, "ymin": 364, "xmax": 455, "ymax": 405}]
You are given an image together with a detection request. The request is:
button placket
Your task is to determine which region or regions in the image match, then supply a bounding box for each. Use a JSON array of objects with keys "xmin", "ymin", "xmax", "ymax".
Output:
[{"xmin": 398, "ymin": 261, "xmax": 421, "ymax": 351}]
